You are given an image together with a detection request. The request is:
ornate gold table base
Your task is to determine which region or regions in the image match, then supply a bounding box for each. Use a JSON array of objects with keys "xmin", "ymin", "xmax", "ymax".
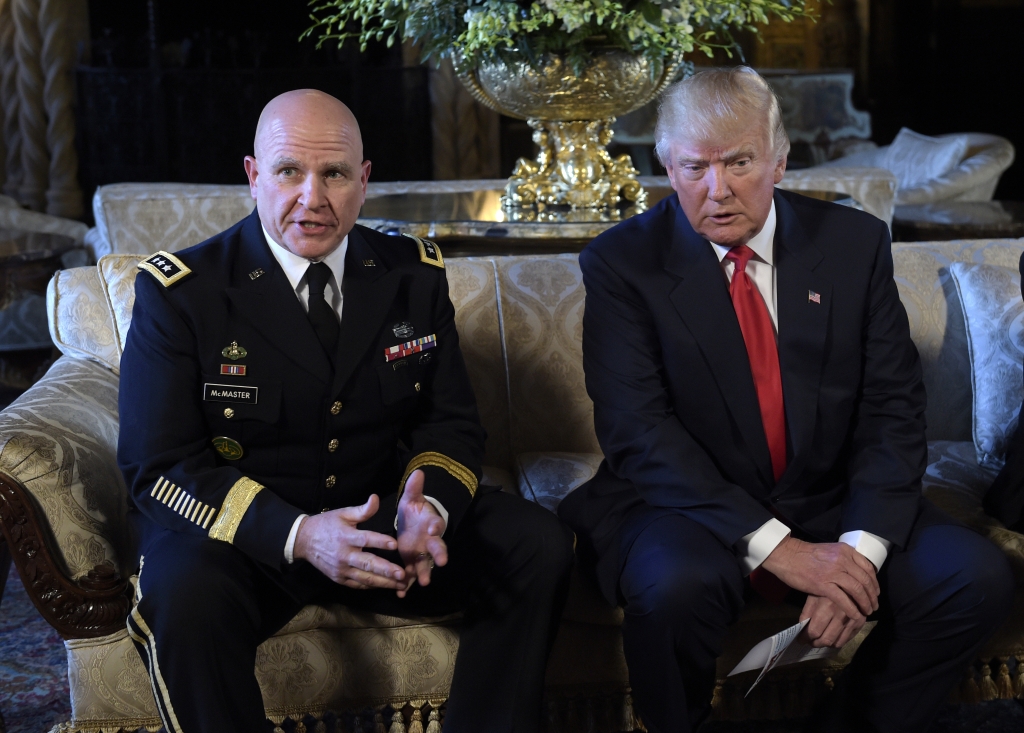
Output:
[{"xmin": 502, "ymin": 117, "xmax": 648, "ymax": 211}]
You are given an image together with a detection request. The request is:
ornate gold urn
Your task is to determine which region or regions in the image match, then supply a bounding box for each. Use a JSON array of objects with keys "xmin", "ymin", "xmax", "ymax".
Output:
[{"xmin": 456, "ymin": 50, "xmax": 682, "ymax": 211}]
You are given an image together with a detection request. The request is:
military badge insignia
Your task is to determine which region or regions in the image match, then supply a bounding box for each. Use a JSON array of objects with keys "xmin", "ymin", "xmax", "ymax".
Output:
[
  {"xmin": 212, "ymin": 436, "xmax": 244, "ymax": 460},
  {"xmin": 403, "ymin": 233, "xmax": 444, "ymax": 269},
  {"xmin": 392, "ymin": 321, "xmax": 415, "ymax": 339},
  {"xmin": 220, "ymin": 364, "xmax": 247, "ymax": 376},
  {"xmin": 138, "ymin": 251, "xmax": 192, "ymax": 287},
  {"xmin": 419, "ymin": 352, "xmax": 433, "ymax": 365},
  {"xmin": 221, "ymin": 341, "xmax": 247, "ymax": 360},
  {"xmin": 249, "ymin": 268, "xmax": 265, "ymax": 280},
  {"xmin": 362, "ymin": 259, "xmax": 376, "ymax": 267},
  {"xmin": 384, "ymin": 334, "xmax": 437, "ymax": 363}
]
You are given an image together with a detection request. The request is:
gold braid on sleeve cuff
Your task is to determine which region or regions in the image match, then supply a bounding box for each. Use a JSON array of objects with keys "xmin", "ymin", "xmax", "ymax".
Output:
[
  {"xmin": 208, "ymin": 477, "xmax": 264, "ymax": 544},
  {"xmin": 399, "ymin": 452, "xmax": 478, "ymax": 499}
]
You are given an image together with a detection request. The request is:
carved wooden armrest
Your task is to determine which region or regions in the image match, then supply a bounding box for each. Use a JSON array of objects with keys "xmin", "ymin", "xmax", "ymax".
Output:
[{"xmin": 0, "ymin": 471, "xmax": 132, "ymax": 638}]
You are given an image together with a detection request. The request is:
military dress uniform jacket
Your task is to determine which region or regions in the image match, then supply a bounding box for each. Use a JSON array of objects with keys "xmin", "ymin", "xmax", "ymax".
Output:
[{"xmin": 117, "ymin": 211, "xmax": 486, "ymax": 569}]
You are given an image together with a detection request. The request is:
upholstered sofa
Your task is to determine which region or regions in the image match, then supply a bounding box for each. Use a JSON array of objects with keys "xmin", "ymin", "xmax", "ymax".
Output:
[
  {"xmin": 822, "ymin": 132, "xmax": 1016, "ymax": 207},
  {"xmin": 1, "ymin": 185, "xmax": 1023, "ymax": 733}
]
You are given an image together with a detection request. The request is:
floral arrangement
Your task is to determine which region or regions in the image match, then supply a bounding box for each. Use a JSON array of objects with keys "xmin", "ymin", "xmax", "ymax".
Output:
[{"xmin": 303, "ymin": 0, "xmax": 811, "ymax": 73}]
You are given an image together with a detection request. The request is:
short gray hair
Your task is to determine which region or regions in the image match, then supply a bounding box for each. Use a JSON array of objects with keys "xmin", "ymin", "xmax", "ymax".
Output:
[{"xmin": 654, "ymin": 66, "xmax": 790, "ymax": 166}]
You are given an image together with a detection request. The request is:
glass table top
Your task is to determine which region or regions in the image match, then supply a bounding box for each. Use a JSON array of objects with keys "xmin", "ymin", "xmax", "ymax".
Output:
[{"xmin": 358, "ymin": 188, "xmax": 853, "ymax": 243}]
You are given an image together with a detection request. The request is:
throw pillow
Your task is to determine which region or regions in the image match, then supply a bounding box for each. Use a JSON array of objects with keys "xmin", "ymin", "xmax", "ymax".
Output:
[
  {"xmin": 884, "ymin": 128, "xmax": 968, "ymax": 191},
  {"xmin": 949, "ymin": 262, "xmax": 1024, "ymax": 469}
]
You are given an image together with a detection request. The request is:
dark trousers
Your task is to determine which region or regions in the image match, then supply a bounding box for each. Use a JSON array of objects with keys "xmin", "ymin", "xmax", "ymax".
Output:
[
  {"xmin": 617, "ymin": 509, "xmax": 1014, "ymax": 733},
  {"xmin": 127, "ymin": 490, "xmax": 574, "ymax": 733}
]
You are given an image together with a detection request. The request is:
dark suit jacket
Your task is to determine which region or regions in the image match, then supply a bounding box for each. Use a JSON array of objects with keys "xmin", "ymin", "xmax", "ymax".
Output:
[
  {"xmin": 118, "ymin": 211, "xmax": 486, "ymax": 570},
  {"xmin": 558, "ymin": 189, "xmax": 928, "ymax": 603}
]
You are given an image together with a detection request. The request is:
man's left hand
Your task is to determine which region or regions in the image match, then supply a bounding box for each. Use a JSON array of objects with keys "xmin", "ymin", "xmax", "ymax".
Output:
[
  {"xmin": 396, "ymin": 469, "xmax": 448, "ymax": 597},
  {"xmin": 799, "ymin": 594, "xmax": 867, "ymax": 649}
]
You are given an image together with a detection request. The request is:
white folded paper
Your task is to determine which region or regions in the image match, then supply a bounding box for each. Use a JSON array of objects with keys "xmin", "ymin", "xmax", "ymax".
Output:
[{"xmin": 728, "ymin": 618, "xmax": 837, "ymax": 696}]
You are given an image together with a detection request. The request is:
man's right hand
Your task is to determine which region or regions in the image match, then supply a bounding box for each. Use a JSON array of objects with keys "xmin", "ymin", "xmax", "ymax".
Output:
[
  {"xmin": 760, "ymin": 536, "xmax": 880, "ymax": 619},
  {"xmin": 293, "ymin": 495, "xmax": 407, "ymax": 590}
]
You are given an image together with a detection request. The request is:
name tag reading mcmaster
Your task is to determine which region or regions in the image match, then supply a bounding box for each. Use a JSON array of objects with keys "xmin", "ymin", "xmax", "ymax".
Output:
[{"xmin": 204, "ymin": 383, "xmax": 258, "ymax": 404}]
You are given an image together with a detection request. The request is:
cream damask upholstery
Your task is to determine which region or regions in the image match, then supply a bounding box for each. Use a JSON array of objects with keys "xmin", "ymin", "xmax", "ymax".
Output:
[
  {"xmin": 90, "ymin": 184, "xmax": 256, "ymax": 259},
  {"xmin": 6, "ymin": 226, "xmax": 1024, "ymax": 731}
]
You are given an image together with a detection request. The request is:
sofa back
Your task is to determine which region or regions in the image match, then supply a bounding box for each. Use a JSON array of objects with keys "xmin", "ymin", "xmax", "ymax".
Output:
[
  {"xmin": 91, "ymin": 177, "xmax": 900, "ymax": 259},
  {"xmin": 46, "ymin": 239, "xmax": 1024, "ymax": 470}
]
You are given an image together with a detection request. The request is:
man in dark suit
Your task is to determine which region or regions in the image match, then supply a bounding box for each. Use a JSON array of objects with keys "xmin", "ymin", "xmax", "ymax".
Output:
[
  {"xmin": 118, "ymin": 90, "xmax": 573, "ymax": 733},
  {"xmin": 558, "ymin": 67, "xmax": 1012, "ymax": 733}
]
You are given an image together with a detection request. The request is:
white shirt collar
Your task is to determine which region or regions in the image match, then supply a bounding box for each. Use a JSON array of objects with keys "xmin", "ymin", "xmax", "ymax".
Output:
[
  {"xmin": 261, "ymin": 224, "xmax": 348, "ymax": 295},
  {"xmin": 710, "ymin": 199, "xmax": 777, "ymax": 266}
]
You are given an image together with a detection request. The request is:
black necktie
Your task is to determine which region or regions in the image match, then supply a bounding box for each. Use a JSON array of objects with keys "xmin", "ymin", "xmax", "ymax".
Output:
[{"xmin": 305, "ymin": 262, "xmax": 339, "ymax": 359}]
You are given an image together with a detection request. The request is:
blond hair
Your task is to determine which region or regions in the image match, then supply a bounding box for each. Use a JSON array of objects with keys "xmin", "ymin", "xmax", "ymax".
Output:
[{"xmin": 654, "ymin": 66, "xmax": 790, "ymax": 166}]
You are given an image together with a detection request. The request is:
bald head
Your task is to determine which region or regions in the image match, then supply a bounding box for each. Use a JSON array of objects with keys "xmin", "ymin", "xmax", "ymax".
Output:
[
  {"xmin": 244, "ymin": 89, "xmax": 371, "ymax": 261},
  {"xmin": 254, "ymin": 89, "xmax": 362, "ymax": 162}
]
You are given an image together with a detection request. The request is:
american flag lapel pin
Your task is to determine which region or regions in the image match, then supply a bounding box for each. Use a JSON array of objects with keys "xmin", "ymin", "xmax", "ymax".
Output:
[{"xmin": 808, "ymin": 290, "xmax": 821, "ymax": 304}]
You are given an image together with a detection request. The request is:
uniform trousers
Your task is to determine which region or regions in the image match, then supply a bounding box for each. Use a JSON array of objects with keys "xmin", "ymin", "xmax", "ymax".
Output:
[
  {"xmin": 127, "ymin": 489, "xmax": 574, "ymax": 733},
  {"xmin": 617, "ymin": 507, "xmax": 1013, "ymax": 733}
]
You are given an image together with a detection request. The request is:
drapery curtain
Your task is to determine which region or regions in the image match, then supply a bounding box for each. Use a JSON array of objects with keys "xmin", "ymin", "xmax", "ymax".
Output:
[{"xmin": 0, "ymin": 0, "xmax": 89, "ymax": 219}]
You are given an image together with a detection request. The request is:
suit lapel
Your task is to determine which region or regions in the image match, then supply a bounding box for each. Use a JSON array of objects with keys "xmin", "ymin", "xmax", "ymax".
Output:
[
  {"xmin": 331, "ymin": 228, "xmax": 401, "ymax": 396},
  {"xmin": 773, "ymin": 191, "xmax": 832, "ymax": 494},
  {"xmin": 664, "ymin": 199, "xmax": 775, "ymax": 488},
  {"xmin": 225, "ymin": 213, "xmax": 332, "ymax": 385}
]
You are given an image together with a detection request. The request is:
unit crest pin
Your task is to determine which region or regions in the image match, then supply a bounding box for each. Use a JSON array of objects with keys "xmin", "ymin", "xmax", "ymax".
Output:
[{"xmin": 221, "ymin": 341, "xmax": 248, "ymax": 360}]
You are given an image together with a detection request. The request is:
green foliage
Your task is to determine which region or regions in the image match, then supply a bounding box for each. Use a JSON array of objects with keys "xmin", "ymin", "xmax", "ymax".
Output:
[{"xmin": 301, "ymin": 0, "xmax": 811, "ymax": 72}]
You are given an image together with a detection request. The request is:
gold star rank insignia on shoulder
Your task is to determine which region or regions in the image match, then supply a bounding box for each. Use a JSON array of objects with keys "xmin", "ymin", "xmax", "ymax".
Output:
[
  {"xmin": 403, "ymin": 234, "xmax": 444, "ymax": 269},
  {"xmin": 138, "ymin": 251, "xmax": 192, "ymax": 287}
]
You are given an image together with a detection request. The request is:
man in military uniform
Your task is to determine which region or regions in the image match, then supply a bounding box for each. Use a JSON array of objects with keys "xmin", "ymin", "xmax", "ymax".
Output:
[{"xmin": 118, "ymin": 90, "xmax": 574, "ymax": 733}]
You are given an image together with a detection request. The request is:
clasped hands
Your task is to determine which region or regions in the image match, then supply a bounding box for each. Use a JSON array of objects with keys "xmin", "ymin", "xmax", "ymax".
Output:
[
  {"xmin": 293, "ymin": 469, "xmax": 446, "ymax": 597},
  {"xmin": 760, "ymin": 536, "xmax": 880, "ymax": 650}
]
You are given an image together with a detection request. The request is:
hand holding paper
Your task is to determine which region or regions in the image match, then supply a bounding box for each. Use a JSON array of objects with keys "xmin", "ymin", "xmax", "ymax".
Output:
[{"xmin": 728, "ymin": 619, "xmax": 838, "ymax": 696}]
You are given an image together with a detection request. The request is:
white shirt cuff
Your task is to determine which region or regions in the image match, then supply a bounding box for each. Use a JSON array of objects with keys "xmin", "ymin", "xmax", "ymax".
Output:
[
  {"xmin": 393, "ymin": 496, "xmax": 449, "ymax": 537},
  {"xmin": 839, "ymin": 530, "xmax": 890, "ymax": 571},
  {"xmin": 284, "ymin": 514, "xmax": 308, "ymax": 564},
  {"xmin": 737, "ymin": 518, "xmax": 791, "ymax": 575}
]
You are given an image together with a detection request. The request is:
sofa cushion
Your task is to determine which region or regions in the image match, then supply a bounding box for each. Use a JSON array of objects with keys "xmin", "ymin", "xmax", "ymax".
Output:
[
  {"xmin": 516, "ymin": 451, "xmax": 603, "ymax": 513},
  {"xmin": 496, "ymin": 256, "xmax": 601, "ymax": 457},
  {"xmin": 884, "ymin": 128, "xmax": 969, "ymax": 191},
  {"xmin": 446, "ymin": 259, "xmax": 511, "ymax": 469},
  {"xmin": 47, "ymin": 267, "xmax": 121, "ymax": 373},
  {"xmin": 948, "ymin": 262, "xmax": 1024, "ymax": 469}
]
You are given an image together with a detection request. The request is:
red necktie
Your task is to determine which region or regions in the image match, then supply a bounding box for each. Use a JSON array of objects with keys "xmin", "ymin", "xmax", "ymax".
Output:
[{"xmin": 725, "ymin": 244, "xmax": 789, "ymax": 604}]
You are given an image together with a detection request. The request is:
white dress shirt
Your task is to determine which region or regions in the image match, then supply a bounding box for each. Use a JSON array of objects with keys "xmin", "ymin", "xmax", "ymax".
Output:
[
  {"xmin": 259, "ymin": 228, "xmax": 449, "ymax": 563},
  {"xmin": 708, "ymin": 203, "xmax": 891, "ymax": 573}
]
